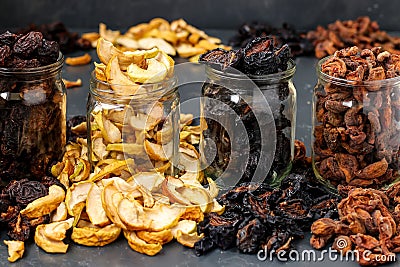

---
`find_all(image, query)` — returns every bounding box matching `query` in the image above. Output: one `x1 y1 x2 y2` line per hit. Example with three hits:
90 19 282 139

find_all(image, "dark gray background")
0 0 399 31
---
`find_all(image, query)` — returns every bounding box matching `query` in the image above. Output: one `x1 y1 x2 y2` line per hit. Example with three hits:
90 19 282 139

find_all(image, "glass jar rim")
317 55 400 87
0 52 64 75
90 71 178 100
204 59 296 82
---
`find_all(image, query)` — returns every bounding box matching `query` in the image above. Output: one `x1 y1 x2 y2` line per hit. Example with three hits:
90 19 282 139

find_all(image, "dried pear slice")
71 224 121 247
138 37 176 56
86 183 111 227
124 230 162 256
101 184 127 229
136 229 173 245
34 224 69 253
127 58 167 84
51 202 68 222
170 220 197 238
43 218 74 241
176 230 204 248
65 181 92 217
105 55 139 95
20 185 65 219
3 240 24 262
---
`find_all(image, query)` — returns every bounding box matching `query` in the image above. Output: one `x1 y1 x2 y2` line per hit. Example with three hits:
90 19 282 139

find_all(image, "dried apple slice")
136 229 173 245
117 197 149 231
154 51 175 77
176 43 206 58
65 181 92 217
92 137 109 160
43 218 74 241
3 240 24 263
71 224 121 247
34 224 69 253
105 55 139 95
123 47 159 59
116 36 139 49
51 202 68 222
127 58 167 84
124 230 162 256
106 143 144 155
99 23 120 43
176 185 212 207
176 230 204 248
170 220 197 238
138 37 176 56
103 118 122 143
162 178 190 205
210 199 225 215
86 183 111 227
89 159 133 182
144 140 173 161
101 184 127 229
131 172 164 192
20 185 65 219
143 202 185 231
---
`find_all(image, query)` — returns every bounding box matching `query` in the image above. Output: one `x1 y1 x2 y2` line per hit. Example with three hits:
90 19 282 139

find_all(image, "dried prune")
37 39 59 65
5 179 48 207
13 31 43 58
0 45 11 66
0 31 20 46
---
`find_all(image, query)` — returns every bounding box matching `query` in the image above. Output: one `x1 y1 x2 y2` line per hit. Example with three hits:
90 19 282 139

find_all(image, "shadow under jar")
87 73 180 176
200 60 296 187
312 57 400 190
0 53 66 183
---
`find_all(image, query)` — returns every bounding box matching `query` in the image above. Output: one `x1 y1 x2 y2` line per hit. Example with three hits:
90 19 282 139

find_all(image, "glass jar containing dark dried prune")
87 73 180 176
0 53 66 182
200 60 297 187
312 47 400 190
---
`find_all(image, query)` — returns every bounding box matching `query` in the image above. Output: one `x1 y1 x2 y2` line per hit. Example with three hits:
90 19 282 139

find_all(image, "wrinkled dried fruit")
71 224 121 247
4 240 24 262
65 53 91 66
124 230 162 256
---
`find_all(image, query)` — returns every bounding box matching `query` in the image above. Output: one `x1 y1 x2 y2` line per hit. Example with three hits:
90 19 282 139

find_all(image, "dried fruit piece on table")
5 179 48 207
124 230 162 256
71 224 121 247
62 78 82 89
3 240 24 262
65 53 92 66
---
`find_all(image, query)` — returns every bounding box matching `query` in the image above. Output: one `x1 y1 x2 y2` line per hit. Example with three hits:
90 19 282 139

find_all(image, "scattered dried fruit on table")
307 16 400 58
195 144 339 256
311 185 400 266
313 46 400 188
65 53 92 65
3 240 24 262
229 21 313 56
71 224 121 247
84 18 230 59
62 78 82 89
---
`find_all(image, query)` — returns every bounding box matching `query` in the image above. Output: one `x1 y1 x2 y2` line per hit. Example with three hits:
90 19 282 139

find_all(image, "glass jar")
312 56 400 190
200 60 297 187
87 73 179 176
0 53 66 182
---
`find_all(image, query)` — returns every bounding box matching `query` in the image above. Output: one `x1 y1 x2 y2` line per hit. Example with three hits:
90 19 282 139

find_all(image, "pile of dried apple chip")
82 18 230 62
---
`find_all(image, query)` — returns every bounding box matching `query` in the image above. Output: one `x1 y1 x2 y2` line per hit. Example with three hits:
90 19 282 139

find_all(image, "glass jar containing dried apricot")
312 46 400 190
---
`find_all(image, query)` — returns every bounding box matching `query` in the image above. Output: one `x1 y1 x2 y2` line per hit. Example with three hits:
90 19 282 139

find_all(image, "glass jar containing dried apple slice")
88 38 179 177
312 46 400 190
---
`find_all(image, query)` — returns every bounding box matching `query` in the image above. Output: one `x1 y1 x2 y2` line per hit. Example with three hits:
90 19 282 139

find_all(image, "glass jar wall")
312 56 400 190
0 53 66 182
200 60 297 187
87 73 179 176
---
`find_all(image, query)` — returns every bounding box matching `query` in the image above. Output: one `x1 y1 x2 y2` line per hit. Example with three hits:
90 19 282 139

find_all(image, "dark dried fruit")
0 45 11 66
0 31 20 47
5 179 48 207
13 31 43 58
195 149 339 256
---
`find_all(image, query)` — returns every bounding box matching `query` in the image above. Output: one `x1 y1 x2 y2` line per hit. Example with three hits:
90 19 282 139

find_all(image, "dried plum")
0 45 11 66
0 31 20 47
5 179 48 207
13 31 43 58
195 148 340 257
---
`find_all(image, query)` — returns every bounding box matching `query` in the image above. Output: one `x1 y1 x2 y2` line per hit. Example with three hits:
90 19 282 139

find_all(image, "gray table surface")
1 29 398 267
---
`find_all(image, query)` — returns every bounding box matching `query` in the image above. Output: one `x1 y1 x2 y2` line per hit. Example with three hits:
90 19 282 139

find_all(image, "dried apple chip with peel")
71 224 121 247
124 230 162 256
65 181 92 216
20 185 65 219
106 143 145 155
117 197 149 231
143 202 185 231
136 229 173 245
170 220 197 238
176 230 204 248
43 218 74 241
105 55 139 95
89 159 133 182
131 172 164 192
101 184 127 229
127 58 167 83
35 224 69 253
138 37 176 56
51 202 68 222
4 240 24 262
86 183 111 227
